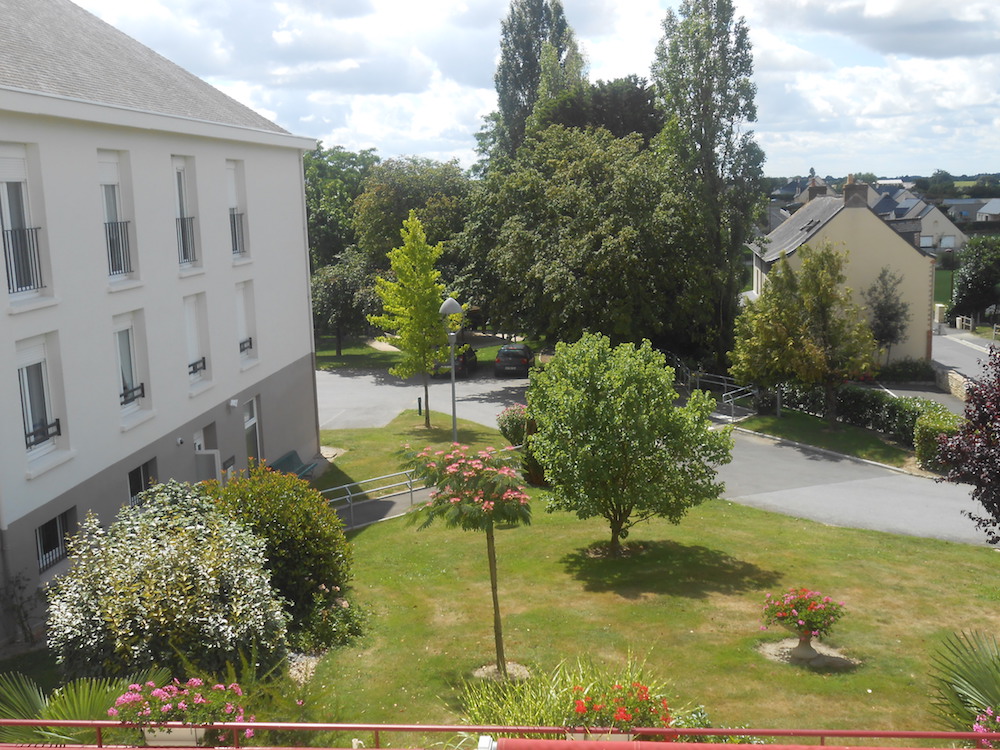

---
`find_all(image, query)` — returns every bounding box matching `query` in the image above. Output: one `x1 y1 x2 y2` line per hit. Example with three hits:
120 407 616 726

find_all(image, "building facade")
0 0 319 639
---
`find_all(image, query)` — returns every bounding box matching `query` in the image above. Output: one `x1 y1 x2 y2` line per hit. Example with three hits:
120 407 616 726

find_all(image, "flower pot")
566 731 634 741
790 633 819 661
143 727 206 747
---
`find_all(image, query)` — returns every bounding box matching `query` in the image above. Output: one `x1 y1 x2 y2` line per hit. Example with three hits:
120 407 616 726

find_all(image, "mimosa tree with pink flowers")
402 443 531 678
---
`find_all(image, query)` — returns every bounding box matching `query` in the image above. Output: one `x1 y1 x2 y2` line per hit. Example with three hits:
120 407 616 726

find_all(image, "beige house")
751 183 935 363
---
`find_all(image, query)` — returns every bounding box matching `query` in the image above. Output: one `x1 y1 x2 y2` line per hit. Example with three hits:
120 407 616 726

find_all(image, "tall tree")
938 347 1000 543
493 0 574 159
303 143 379 269
863 266 911 363
368 212 452 429
352 157 469 273
311 246 376 355
651 0 765 365
528 334 732 557
729 245 878 423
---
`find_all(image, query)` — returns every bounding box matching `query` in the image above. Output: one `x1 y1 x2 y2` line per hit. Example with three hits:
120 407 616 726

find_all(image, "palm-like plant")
930 631 1000 731
0 669 168 745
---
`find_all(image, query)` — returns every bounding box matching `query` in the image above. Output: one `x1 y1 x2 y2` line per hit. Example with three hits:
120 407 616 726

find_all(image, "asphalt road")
932 328 994 380
316 364 988 546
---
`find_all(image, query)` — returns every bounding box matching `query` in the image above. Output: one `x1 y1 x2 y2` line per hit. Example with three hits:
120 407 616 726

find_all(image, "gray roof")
0 0 287 134
979 198 1000 216
755 195 843 263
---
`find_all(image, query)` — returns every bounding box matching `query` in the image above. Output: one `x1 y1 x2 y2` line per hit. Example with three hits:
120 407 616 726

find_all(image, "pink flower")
107 708 119 717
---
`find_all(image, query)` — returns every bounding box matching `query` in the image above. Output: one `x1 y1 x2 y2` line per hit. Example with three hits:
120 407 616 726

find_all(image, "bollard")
417 397 422 416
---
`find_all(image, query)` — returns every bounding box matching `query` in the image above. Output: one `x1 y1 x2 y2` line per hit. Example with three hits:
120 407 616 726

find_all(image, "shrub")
914 407 963 471
497 403 527 446
930 631 1000 732
47 481 288 679
205 464 353 626
878 357 937 382
293 586 370 654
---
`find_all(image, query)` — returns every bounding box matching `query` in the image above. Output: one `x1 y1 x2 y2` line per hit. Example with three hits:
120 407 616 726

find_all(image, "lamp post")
439 296 463 443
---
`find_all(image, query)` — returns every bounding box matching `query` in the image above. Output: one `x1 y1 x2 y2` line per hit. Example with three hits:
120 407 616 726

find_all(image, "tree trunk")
335 323 343 357
823 382 838 425
485 522 507 678
422 373 431 429
609 518 624 557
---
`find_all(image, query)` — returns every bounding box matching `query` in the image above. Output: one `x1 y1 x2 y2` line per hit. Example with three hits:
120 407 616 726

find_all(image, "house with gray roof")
0 0 320 641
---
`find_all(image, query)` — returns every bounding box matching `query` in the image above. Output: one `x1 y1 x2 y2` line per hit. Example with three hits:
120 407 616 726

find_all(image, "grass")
934 268 954 305
315 336 402 371
739 409 913 468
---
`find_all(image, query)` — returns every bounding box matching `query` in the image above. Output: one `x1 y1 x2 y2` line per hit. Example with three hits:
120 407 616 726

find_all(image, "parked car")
432 345 478 378
494 343 534 377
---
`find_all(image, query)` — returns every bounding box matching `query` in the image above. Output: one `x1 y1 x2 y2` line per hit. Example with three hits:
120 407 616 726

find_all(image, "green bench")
270 450 317 479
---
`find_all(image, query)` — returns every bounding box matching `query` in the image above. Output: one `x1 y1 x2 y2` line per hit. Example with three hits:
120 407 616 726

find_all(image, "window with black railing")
188 356 207 376
176 216 196 264
120 382 145 406
230 208 246 256
105 220 132 276
36 510 71 572
3 226 44 293
25 417 60 450
239 337 253 354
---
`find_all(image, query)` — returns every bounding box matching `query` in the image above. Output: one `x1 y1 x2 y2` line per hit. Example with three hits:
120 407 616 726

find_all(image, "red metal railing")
1 718 998 750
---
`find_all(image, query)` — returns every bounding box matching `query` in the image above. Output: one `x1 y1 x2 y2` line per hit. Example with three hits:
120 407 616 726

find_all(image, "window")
36 509 72 571
1 143 43 294
115 326 144 409
127 459 156 506
173 156 197 265
183 293 209 384
17 338 60 453
941 235 956 249
99 151 133 277
920 235 934 248
236 280 257 361
227 160 248 256
244 398 260 462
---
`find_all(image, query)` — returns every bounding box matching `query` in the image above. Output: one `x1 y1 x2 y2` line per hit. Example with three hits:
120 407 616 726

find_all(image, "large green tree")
311 246 377 355
528 333 732 556
466 125 715 351
368 212 454 429
863 266 910 362
303 143 379 269
729 245 878 423
352 156 469 273
952 236 1000 322
651 0 765 365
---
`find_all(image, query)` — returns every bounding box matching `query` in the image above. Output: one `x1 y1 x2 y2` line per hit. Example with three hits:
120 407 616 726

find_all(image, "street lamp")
439 296 463 443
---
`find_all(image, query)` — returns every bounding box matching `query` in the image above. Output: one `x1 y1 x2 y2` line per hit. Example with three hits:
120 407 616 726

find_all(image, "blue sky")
73 0 1000 178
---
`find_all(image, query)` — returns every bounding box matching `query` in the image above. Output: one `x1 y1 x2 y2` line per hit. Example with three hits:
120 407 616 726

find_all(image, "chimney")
843 173 868 207
807 177 827 201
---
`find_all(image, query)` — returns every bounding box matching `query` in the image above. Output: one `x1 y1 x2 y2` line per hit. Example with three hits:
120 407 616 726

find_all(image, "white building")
0 0 319 639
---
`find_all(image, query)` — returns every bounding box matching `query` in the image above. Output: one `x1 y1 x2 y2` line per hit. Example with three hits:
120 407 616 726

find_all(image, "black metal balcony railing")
38 542 67 572
230 209 246 256
120 382 145 406
176 216 196 264
25 417 60 449
105 220 132 277
188 357 207 376
239 336 253 354
3 226 43 293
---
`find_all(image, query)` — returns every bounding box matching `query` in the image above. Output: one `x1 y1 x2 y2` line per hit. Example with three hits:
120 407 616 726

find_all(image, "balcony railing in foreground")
1 718 997 750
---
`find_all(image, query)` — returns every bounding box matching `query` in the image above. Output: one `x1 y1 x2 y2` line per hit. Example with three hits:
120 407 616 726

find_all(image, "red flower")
574 700 588 714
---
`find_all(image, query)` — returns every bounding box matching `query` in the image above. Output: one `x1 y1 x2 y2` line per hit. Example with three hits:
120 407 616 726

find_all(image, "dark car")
432 345 478 378
494 343 534 377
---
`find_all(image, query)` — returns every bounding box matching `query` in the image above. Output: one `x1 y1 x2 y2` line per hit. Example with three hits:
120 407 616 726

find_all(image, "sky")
72 0 1000 179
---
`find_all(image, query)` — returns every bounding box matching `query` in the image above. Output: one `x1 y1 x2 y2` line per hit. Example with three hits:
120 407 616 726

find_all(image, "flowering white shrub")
47 480 288 678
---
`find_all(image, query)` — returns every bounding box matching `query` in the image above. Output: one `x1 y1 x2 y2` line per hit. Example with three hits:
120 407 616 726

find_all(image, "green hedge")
914 408 964 471
777 383 949 449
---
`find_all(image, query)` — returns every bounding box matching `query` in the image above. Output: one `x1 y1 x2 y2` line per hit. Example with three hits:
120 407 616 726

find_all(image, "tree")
863 266 911 362
492 0 574 159
311 246 376 354
952 236 1000 322
352 156 469 273
937 347 1000 543
473 125 715 350
528 333 732 556
303 143 379 269
729 245 878 423
46 481 288 678
403 444 531 678
651 0 765 365
368 212 453 429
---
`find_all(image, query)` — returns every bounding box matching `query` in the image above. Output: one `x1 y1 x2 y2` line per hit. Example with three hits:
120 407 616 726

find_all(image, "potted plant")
108 678 254 746
566 681 672 740
761 587 846 660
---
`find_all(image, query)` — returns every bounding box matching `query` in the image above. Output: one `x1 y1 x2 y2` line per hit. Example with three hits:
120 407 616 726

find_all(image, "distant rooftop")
0 0 288 134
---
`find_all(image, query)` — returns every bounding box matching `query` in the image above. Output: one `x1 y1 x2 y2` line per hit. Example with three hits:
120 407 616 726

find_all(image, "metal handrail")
322 470 421 528
1 717 998 749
